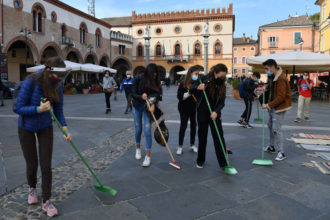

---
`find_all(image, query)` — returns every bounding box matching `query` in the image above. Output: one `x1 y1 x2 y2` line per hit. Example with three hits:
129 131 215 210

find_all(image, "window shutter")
275 37 278 42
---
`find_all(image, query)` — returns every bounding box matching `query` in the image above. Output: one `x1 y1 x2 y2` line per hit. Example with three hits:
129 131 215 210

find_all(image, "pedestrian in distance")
120 70 134 114
237 72 261 128
15 56 72 217
0 79 4 106
132 63 162 167
262 59 292 161
190 64 229 170
176 65 200 155
294 71 313 122
102 70 117 114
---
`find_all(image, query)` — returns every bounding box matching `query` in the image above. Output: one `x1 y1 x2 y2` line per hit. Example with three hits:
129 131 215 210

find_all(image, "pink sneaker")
28 188 38 205
42 200 58 217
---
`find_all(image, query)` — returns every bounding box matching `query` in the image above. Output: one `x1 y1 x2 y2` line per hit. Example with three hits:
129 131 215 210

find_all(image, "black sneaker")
0 103 4 107
304 117 310 121
264 145 276 154
294 118 301 123
244 123 253 129
275 152 286 161
237 119 243 125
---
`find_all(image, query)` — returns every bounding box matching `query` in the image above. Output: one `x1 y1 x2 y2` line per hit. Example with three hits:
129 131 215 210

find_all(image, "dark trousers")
179 110 196 146
18 126 53 200
125 92 133 111
241 97 253 123
105 92 112 109
197 117 227 168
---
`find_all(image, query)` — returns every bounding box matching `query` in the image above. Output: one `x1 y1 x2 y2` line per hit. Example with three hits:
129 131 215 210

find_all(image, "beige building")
0 0 132 82
233 34 258 77
104 4 235 82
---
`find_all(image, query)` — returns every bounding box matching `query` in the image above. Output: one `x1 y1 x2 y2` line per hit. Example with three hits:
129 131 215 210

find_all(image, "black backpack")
12 79 36 114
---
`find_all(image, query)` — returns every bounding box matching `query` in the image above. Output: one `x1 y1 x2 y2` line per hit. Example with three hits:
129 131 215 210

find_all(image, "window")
155 28 162 35
242 57 246 64
242 48 246 51
323 4 326 21
51 11 57 23
214 24 222 32
156 45 161 57
79 23 88 44
251 47 255 51
137 45 143 57
270 51 276 54
194 25 202 33
233 57 238 64
175 44 181 56
61 24 67 44
294 32 302 45
215 43 221 55
96 33 100 47
233 69 237 74
137 29 143 36
119 45 125 55
321 35 325 52
195 43 201 55
242 68 246 75
234 47 237 51
268 36 278 47
13 0 23 11
174 26 182 34
32 4 44 33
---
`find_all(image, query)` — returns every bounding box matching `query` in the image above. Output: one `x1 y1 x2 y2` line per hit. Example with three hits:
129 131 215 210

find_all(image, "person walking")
190 64 229 170
102 70 117 114
132 63 162 167
237 72 261 128
120 70 134 114
295 71 313 122
0 79 4 106
262 59 292 161
176 65 199 155
15 56 72 217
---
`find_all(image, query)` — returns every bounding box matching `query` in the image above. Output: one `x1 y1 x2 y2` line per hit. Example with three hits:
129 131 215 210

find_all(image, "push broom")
199 79 237 175
252 92 273 166
253 100 263 123
145 100 181 169
41 98 117 196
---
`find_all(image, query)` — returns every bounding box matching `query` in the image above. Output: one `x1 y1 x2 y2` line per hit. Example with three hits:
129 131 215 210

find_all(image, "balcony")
165 55 190 63
268 42 278 48
61 36 75 48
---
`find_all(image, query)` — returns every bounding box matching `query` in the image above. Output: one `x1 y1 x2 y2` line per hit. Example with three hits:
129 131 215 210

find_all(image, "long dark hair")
144 63 160 91
184 65 201 89
208 63 227 100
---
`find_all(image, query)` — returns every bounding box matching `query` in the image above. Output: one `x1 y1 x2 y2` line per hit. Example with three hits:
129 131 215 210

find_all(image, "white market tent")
26 61 117 73
177 70 205 75
247 51 330 73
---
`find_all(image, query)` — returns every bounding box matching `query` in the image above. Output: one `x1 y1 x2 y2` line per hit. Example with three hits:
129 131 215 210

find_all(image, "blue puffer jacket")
16 76 67 132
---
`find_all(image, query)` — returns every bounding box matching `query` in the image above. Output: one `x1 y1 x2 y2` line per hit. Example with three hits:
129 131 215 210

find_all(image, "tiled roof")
102 16 132 27
260 15 317 28
233 37 257 45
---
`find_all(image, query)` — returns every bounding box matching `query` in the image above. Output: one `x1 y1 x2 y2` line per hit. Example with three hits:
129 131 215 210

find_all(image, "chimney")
243 33 246 42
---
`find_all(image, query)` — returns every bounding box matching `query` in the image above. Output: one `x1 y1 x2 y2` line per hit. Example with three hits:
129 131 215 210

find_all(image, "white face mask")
303 76 308 80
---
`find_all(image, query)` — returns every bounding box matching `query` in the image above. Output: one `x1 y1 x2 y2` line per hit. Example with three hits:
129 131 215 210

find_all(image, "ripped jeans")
132 103 152 150
268 109 286 153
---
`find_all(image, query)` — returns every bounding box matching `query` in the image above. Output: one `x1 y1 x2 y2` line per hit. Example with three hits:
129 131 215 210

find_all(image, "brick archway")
112 56 132 69
40 42 63 59
5 36 40 63
65 48 83 63
84 52 98 64
99 53 110 67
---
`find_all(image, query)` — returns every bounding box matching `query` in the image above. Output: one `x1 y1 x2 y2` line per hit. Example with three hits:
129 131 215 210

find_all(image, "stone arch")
31 2 46 17
99 54 110 67
5 36 40 63
40 42 63 62
65 48 83 63
133 66 146 76
112 57 131 80
170 65 185 84
84 52 98 64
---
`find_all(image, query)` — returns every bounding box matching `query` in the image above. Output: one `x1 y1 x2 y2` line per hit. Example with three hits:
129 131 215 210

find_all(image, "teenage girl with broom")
176 65 200 155
132 63 161 167
190 64 229 170
15 56 72 217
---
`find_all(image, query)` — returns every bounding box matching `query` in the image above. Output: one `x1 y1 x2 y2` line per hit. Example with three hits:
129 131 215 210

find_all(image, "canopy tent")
247 51 330 73
177 70 205 75
26 61 117 73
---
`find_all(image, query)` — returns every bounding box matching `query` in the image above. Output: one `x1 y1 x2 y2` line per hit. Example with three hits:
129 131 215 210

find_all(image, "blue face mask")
192 75 198 81
105 74 109 78
266 71 273 76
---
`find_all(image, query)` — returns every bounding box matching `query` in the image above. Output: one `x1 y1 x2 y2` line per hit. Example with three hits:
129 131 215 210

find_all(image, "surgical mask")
266 71 273 76
254 78 259 82
127 75 131 78
303 76 308 80
192 75 198 81
105 74 109 78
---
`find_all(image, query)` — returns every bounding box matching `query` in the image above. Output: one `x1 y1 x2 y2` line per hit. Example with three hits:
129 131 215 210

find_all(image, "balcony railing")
268 42 278 48
165 55 190 62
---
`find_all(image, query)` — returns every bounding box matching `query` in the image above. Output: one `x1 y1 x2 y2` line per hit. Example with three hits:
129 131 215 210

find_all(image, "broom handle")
41 98 103 186
199 79 230 166
145 100 175 162
261 91 265 159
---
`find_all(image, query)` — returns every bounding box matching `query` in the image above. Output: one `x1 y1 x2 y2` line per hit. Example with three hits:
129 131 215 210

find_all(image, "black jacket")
177 83 197 113
244 78 258 101
190 74 226 120
0 80 3 91
132 74 161 108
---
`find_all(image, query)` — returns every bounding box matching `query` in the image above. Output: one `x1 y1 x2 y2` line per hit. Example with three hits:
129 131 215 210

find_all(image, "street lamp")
20 28 32 78
144 25 151 66
202 21 210 74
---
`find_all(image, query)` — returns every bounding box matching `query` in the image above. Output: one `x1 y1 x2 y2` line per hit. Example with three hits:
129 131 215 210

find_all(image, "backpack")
12 79 36 114
239 79 247 98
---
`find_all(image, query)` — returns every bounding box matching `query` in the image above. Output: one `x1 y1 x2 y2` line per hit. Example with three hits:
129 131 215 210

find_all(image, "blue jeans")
132 103 152 150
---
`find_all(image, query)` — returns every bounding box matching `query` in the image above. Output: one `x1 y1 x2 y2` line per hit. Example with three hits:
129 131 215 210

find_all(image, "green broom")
252 92 273 166
199 79 238 175
41 98 117 196
253 100 263 123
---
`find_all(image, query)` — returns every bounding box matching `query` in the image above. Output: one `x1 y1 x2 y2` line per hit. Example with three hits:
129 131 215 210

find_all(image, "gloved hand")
183 92 190 100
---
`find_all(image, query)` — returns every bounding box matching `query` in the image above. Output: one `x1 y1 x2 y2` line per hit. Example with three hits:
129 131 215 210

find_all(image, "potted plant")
231 79 242 100
64 83 74 95
82 81 90 95
71 87 78 95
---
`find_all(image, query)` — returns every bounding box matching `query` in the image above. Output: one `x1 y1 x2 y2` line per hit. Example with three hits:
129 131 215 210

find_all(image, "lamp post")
202 21 210 74
20 28 32 79
144 25 151 66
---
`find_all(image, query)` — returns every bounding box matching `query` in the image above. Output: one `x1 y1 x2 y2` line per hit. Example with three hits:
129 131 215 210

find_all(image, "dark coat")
132 74 161 108
177 83 197 113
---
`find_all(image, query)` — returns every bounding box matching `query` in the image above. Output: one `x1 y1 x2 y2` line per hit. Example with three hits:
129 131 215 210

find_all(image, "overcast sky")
65 0 320 38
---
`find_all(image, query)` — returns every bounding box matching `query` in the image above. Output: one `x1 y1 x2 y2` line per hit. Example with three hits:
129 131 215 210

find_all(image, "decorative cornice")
131 4 233 24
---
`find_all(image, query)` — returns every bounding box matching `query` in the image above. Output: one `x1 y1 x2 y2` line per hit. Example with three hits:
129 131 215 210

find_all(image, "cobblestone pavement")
0 126 135 220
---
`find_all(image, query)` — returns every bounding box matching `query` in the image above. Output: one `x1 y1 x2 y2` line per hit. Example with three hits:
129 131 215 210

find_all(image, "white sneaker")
196 164 203 169
275 152 286 161
135 148 142 160
142 156 151 167
190 145 198 153
176 147 183 155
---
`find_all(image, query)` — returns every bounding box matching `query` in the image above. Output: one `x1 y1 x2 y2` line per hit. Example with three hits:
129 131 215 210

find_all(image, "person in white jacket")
102 70 117 114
